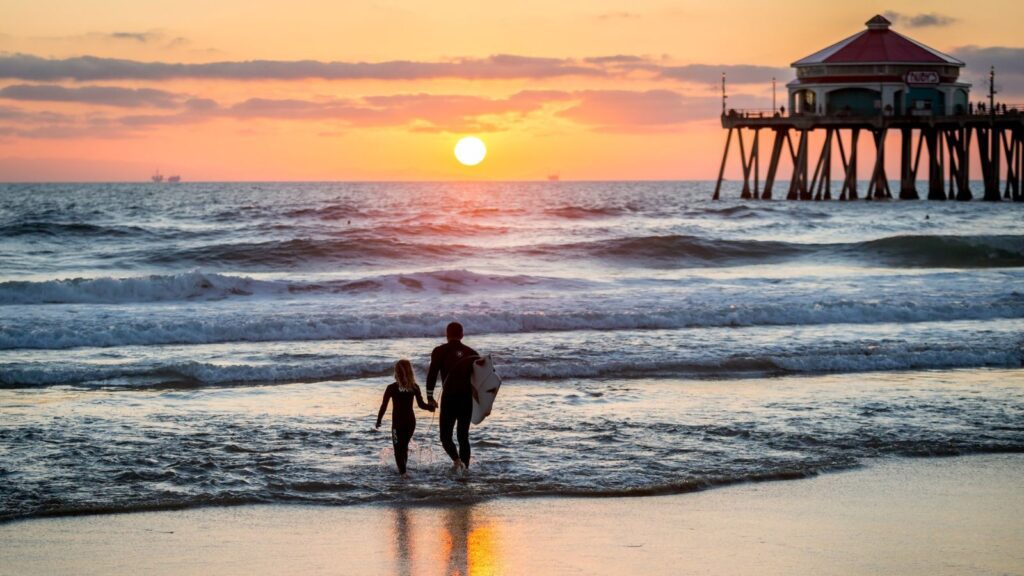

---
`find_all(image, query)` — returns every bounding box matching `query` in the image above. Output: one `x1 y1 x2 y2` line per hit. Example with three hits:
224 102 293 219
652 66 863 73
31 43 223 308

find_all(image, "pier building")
714 15 1023 201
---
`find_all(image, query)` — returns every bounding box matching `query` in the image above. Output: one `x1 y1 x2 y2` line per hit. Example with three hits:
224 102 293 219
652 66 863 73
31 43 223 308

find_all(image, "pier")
713 15 1024 201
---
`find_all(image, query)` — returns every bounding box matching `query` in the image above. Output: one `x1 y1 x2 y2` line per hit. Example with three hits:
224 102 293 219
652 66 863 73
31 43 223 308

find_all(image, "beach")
2 454 1021 576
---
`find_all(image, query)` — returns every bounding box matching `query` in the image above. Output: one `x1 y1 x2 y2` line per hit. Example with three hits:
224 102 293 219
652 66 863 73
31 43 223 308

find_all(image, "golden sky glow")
0 0 1022 181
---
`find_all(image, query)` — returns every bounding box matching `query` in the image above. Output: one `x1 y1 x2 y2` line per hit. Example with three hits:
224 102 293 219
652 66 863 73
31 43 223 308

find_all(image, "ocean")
1 181 1023 522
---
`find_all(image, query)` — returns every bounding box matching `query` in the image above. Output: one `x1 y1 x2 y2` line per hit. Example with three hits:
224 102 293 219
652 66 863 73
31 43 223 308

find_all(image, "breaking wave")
0 270 589 305
4 292 1024 349
544 233 1024 267
3 336 1021 388
851 234 1024 267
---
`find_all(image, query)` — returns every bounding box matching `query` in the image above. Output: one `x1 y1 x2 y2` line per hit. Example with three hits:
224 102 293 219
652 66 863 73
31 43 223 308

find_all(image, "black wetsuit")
376 382 431 474
426 341 479 467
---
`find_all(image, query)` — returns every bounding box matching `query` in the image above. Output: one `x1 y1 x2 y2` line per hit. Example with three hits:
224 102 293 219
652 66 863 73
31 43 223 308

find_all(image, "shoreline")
2 454 1022 575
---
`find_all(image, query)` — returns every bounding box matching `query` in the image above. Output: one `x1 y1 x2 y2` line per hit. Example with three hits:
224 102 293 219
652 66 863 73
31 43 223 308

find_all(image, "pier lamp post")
721 72 727 116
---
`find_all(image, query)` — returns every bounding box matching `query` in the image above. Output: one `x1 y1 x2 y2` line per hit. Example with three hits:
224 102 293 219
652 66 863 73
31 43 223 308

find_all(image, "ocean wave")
7 223 1023 271
535 233 1024 268
552 234 800 263
0 270 589 305
0 272 262 305
141 237 474 267
684 205 761 218
4 293 1024 350
0 221 156 238
851 235 1024 267
284 204 367 221
3 326 1021 387
544 205 632 219
0 360 392 388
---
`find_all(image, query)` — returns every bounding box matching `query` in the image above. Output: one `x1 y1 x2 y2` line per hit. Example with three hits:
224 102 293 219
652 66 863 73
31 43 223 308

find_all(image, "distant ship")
547 174 560 182
150 171 182 183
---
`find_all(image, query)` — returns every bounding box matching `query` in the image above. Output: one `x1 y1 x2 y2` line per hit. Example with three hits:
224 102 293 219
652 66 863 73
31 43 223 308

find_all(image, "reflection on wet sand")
391 505 499 576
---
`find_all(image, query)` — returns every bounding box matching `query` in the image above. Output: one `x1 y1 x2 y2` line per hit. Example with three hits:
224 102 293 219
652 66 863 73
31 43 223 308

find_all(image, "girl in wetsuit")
376 359 434 477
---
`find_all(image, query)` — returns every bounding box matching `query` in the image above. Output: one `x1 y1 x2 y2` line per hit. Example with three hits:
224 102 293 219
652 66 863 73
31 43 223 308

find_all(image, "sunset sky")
1 0 1022 181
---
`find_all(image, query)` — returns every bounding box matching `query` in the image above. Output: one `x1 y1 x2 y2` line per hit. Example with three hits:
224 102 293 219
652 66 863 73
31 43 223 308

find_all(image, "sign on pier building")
788 15 969 117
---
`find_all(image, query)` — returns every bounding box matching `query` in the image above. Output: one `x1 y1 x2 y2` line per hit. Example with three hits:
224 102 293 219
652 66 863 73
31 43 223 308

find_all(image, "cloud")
0 105 113 139
143 89 716 133
0 104 74 123
108 32 160 43
883 11 957 28
558 90 718 131
0 52 797 91
4 87 723 139
950 46 1024 97
0 84 182 108
660 64 791 85
112 90 575 133
952 46 1024 76
0 53 605 82
583 55 651 65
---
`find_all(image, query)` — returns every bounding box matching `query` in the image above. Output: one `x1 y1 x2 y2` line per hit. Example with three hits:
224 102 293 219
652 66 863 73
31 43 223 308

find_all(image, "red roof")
793 15 964 67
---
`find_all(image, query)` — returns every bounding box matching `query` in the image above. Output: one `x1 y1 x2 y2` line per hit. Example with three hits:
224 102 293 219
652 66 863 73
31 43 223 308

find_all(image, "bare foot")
450 460 465 474
400 472 410 480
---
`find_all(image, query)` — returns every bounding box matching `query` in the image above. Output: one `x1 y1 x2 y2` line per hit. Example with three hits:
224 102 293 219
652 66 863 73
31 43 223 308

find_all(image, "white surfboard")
470 355 501 425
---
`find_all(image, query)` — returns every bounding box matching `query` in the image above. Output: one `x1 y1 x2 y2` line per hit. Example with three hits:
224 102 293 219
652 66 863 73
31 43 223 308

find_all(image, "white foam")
3 320 1020 387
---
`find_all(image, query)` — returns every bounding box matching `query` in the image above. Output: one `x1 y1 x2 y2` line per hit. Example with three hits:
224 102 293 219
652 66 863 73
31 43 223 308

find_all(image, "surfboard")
470 355 501 425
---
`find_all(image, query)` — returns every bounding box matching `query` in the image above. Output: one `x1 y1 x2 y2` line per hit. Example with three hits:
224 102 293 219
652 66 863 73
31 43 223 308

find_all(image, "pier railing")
724 104 1023 121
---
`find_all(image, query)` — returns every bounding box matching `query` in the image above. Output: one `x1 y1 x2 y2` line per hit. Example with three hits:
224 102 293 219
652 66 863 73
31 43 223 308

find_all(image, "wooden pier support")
712 127 732 201
866 128 892 199
839 128 859 200
762 129 786 200
714 115 1024 202
944 127 972 201
811 128 833 200
978 125 1002 201
1017 127 1024 202
923 128 945 200
737 128 761 199
1003 129 1019 200
899 128 918 199
787 130 810 200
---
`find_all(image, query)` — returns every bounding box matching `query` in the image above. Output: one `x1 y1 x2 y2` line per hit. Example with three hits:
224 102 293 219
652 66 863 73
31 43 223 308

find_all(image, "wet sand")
2 454 1022 576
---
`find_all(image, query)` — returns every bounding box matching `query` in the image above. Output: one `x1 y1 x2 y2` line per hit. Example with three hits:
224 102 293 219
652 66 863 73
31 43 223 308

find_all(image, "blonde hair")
394 359 418 392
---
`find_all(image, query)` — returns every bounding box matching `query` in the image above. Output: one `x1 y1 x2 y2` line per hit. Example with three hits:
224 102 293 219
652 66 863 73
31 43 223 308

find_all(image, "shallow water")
2 370 1023 521
1 181 1023 521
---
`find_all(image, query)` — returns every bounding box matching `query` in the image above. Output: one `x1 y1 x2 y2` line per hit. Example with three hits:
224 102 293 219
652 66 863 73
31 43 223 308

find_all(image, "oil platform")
714 15 1023 201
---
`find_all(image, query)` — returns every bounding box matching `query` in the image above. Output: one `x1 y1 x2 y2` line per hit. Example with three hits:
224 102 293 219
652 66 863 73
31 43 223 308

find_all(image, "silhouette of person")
426 322 479 472
376 359 434 477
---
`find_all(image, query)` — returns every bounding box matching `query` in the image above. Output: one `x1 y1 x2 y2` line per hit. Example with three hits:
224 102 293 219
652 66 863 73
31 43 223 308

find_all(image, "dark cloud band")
0 53 604 82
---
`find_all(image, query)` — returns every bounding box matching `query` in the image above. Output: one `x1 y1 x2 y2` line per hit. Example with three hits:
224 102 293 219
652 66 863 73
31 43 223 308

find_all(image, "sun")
454 136 487 166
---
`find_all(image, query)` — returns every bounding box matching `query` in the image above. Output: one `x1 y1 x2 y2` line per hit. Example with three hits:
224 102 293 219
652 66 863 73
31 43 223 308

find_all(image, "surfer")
426 322 479 472
376 359 435 478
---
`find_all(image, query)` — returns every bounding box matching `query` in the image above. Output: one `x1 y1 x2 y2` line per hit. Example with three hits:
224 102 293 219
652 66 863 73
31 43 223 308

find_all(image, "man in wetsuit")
426 322 479 471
